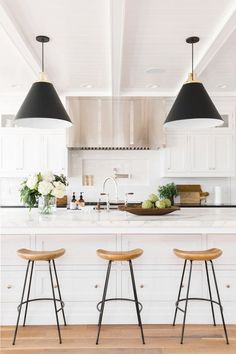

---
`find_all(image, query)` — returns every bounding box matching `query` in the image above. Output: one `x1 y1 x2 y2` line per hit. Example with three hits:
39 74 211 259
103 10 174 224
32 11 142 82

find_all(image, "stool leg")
48 260 62 344
12 260 31 345
210 260 229 344
23 261 34 326
52 260 67 326
205 261 216 326
173 259 187 326
96 260 112 345
180 260 193 344
129 260 145 344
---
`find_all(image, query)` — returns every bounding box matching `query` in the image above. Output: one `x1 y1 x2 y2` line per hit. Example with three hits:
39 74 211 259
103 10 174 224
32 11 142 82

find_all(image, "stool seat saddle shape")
173 248 222 261
173 247 229 345
96 248 145 345
96 248 143 261
17 248 65 261
12 248 66 346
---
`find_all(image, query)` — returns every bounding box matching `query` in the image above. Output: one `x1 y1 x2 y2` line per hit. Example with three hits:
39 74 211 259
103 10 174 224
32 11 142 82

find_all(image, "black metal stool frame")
173 259 229 344
96 259 145 344
12 259 66 345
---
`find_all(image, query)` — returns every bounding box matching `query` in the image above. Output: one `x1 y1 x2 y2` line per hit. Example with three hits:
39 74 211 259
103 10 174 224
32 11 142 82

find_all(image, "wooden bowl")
118 205 180 215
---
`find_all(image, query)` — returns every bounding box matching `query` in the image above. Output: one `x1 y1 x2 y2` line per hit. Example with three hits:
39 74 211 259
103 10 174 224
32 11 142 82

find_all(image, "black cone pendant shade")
14 36 72 129
164 37 223 129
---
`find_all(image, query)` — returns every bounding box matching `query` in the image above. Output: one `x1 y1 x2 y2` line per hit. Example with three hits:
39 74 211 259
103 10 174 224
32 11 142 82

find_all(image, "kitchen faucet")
102 176 118 203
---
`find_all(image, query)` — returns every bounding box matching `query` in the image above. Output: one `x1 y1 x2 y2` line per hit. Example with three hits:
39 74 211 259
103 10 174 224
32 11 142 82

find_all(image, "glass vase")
38 195 56 215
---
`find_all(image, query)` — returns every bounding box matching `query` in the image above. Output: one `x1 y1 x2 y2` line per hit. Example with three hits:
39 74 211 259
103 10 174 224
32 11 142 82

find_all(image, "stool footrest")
96 298 143 313
56 307 64 313
176 306 185 313
176 297 223 310
17 298 65 311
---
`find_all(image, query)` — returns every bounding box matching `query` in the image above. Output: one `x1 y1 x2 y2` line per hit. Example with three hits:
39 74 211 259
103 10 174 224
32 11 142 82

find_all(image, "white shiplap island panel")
1 208 236 325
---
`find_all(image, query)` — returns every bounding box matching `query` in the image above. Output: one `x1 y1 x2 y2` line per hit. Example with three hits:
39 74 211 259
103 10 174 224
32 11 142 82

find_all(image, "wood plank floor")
1 324 236 354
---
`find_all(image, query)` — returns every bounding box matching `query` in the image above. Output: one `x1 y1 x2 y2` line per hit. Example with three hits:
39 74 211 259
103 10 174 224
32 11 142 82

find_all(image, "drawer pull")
7 284 12 289
226 284 231 288
94 284 99 288
53 284 58 288
181 284 184 288
140 284 144 288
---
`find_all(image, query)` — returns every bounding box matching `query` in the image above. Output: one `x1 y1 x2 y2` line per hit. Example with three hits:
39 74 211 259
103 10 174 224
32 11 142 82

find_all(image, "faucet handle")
125 192 134 206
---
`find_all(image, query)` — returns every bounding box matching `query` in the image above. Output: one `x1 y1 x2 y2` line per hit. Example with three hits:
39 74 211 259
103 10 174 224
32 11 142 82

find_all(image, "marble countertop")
1 207 236 235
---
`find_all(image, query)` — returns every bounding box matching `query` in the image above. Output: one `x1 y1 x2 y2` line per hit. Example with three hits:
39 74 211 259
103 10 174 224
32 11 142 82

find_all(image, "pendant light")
164 36 223 129
14 35 72 128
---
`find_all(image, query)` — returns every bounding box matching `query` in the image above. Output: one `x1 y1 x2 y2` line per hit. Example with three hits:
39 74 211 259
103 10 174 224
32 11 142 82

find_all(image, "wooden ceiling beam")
0 2 42 78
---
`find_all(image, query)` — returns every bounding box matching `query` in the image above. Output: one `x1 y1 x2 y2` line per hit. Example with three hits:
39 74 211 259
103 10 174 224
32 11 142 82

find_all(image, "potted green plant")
158 183 178 206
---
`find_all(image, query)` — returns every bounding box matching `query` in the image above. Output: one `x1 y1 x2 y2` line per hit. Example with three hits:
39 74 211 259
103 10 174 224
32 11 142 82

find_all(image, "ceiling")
0 0 236 96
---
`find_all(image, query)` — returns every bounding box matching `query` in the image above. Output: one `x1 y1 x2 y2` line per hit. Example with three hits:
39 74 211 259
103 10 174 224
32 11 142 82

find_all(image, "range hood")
66 97 166 149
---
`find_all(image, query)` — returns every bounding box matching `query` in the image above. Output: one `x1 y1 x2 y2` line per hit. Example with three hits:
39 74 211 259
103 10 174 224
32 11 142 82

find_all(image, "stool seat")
17 248 65 261
96 248 143 261
173 248 222 261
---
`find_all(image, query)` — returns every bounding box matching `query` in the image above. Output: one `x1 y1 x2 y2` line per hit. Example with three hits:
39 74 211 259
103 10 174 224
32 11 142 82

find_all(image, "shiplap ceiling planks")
0 0 236 95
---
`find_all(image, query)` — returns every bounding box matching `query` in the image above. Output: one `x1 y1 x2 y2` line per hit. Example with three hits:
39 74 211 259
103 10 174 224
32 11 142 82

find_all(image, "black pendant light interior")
164 36 224 129
14 35 72 129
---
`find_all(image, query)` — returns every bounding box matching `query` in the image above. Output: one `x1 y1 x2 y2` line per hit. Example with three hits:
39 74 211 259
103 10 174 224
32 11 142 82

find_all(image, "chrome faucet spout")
102 177 118 203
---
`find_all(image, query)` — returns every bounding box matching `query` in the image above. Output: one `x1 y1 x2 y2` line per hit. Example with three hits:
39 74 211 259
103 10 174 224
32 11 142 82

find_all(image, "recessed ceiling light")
145 67 165 74
217 84 227 89
11 84 21 88
80 84 93 89
145 84 159 89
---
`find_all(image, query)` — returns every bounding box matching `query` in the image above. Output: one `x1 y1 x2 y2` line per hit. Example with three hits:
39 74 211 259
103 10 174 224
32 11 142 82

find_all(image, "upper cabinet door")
23 134 43 174
161 134 188 176
0 133 23 175
210 135 235 175
44 133 66 175
190 134 210 172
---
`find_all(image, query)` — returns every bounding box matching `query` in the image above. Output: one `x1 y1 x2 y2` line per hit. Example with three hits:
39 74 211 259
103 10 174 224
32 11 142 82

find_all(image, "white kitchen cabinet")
0 129 66 177
211 135 234 175
162 134 189 175
162 133 235 177
162 99 235 177
190 134 210 172
0 131 43 177
190 134 234 176
121 269 202 302
43 133 66 175
2 231 236 325
0 133 23 175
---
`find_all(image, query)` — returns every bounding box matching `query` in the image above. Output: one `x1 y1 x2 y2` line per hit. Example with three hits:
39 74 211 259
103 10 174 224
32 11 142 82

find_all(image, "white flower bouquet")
20 172 68 212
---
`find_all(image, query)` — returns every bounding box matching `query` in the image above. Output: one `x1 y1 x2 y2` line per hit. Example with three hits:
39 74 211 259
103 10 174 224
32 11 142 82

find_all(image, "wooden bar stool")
12 248 66 345
96 248 145 345
173 247 229 344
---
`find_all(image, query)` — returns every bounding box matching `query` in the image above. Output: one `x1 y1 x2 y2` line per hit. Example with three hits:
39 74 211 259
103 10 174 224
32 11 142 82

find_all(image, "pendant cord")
42 41 44 73
191 42 194 80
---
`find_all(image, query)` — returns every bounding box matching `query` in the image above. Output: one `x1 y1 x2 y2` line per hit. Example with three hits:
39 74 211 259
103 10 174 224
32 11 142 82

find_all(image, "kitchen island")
1 207 236 325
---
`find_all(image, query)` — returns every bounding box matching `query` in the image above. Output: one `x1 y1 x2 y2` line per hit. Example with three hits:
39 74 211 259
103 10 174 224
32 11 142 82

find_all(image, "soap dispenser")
77 192 85 207
70 192 77 210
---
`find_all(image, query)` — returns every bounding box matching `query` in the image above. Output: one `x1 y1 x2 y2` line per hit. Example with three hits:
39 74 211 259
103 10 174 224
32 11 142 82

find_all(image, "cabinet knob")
226 284 231 288
7 284 12 289
140 284 144 288
181 284 184 288
94 284 99 288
